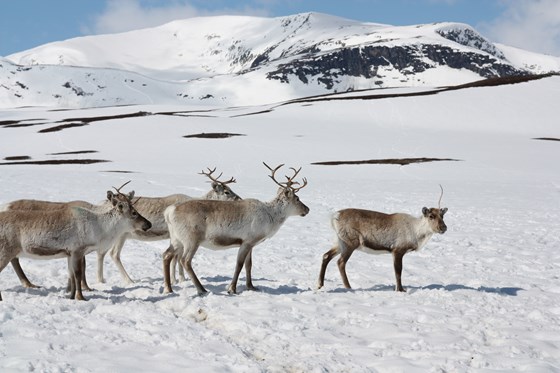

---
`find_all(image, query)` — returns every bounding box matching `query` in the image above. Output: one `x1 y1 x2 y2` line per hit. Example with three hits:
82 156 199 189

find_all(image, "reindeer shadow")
419 284 524 296
324 283 523 296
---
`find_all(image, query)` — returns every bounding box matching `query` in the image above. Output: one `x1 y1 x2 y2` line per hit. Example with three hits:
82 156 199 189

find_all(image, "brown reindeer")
318 187 448 292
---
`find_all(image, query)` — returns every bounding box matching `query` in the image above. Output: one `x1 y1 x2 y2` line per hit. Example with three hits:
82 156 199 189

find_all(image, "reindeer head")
422 185 448 234
199 167 242 201
107 181 152 232
264 162 310 217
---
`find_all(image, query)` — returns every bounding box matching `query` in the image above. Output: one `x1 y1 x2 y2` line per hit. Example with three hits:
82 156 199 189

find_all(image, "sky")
1 0 559 57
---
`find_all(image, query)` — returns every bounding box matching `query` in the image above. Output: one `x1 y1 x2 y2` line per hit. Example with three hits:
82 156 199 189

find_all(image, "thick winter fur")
163 186 309 295
99 182 242 284
0 193 151 301
318 206 447 292
0 198 115 288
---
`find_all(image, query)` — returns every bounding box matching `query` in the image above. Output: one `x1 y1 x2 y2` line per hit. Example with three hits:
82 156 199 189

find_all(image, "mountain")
3 12 560 108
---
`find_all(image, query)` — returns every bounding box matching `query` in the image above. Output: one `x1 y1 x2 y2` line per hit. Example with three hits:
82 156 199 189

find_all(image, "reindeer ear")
441 207 448 216
107 191 114 201
422 207 429 217
128 191 135 200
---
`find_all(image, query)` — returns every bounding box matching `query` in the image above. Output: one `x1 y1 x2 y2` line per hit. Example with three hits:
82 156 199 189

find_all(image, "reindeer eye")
132 211 137 217
429 214 435 220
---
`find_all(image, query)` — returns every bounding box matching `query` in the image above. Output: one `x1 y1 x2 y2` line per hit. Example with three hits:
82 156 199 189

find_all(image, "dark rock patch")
312 157 461 166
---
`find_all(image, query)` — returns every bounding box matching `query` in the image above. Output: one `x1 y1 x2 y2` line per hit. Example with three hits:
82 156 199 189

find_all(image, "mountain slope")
3 12 560 108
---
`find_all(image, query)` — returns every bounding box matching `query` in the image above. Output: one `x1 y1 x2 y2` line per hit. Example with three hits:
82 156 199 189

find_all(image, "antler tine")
263 162 285 188
199 167 220 182
113 180 132 194
132 196 142 206
221 177 237 185
438 184 444 209
291 177 308 193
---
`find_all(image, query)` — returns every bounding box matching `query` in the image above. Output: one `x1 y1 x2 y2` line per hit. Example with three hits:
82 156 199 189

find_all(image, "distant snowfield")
0 78 559 372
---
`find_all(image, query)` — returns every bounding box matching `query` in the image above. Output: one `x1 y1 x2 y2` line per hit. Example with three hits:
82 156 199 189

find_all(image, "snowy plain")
0 76 559 372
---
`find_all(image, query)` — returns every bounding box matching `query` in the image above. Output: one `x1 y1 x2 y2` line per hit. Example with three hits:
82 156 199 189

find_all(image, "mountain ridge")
2 12 559 108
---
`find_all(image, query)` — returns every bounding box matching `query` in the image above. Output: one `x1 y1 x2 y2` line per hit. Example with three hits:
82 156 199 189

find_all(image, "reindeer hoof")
246 285 259 292
163 287 174 294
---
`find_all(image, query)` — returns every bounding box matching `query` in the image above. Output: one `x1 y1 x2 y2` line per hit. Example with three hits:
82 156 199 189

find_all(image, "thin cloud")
480 0 560 56
85 0 270 35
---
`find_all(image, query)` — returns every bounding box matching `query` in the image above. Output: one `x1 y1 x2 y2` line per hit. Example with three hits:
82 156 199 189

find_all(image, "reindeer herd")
0 163 448 301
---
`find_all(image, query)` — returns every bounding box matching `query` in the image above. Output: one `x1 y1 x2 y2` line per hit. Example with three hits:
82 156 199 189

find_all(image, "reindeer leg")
182 243 207 296
318 246 340 289
110 236 134 285
337 242 356 289
66 257 76 297
170 255 177 284
228 243 253 295
176 254 187 283
70 253 86 301
11 258 40 288
97 250 107 284
244 248 258 291
162 245 176 293
393 251 406 292
80 256 93 291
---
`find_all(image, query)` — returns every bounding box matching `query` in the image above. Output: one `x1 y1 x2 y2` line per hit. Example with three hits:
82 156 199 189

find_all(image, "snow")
3 12 559 110
1 76 559 371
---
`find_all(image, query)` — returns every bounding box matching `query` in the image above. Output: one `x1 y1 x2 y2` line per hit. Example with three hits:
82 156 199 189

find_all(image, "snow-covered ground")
0 77 559 372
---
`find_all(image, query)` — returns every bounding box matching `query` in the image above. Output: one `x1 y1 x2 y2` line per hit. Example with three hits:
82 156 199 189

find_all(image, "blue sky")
1 0 559 57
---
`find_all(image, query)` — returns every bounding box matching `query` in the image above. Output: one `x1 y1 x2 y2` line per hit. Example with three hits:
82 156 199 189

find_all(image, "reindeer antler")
263 162 286 188
263 162 308 193
199 167 237 185
113 180 132 194
438 184 444 209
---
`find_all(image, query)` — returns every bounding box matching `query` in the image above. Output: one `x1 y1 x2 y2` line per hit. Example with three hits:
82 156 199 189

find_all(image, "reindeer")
318 187 448 292
0 186 151 301
163 163 309 295
98 168 242 284
0 195 128 291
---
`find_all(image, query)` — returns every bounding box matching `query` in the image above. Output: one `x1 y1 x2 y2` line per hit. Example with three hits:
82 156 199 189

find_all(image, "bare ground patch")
533 137 560 142
48 150 98 155
183 133 246 139
3 155 32 161
0 159 110 166
312 157 462 166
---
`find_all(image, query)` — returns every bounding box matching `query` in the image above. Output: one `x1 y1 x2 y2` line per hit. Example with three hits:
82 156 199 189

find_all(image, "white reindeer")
98 168 242 284
0 187 151 301
318 188 448 292
163 163 309 295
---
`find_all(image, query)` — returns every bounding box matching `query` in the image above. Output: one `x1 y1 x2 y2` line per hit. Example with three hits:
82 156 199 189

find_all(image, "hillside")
2 12 560 108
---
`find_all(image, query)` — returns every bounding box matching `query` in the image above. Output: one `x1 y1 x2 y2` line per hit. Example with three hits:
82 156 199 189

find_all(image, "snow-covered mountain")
3 12 560 108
